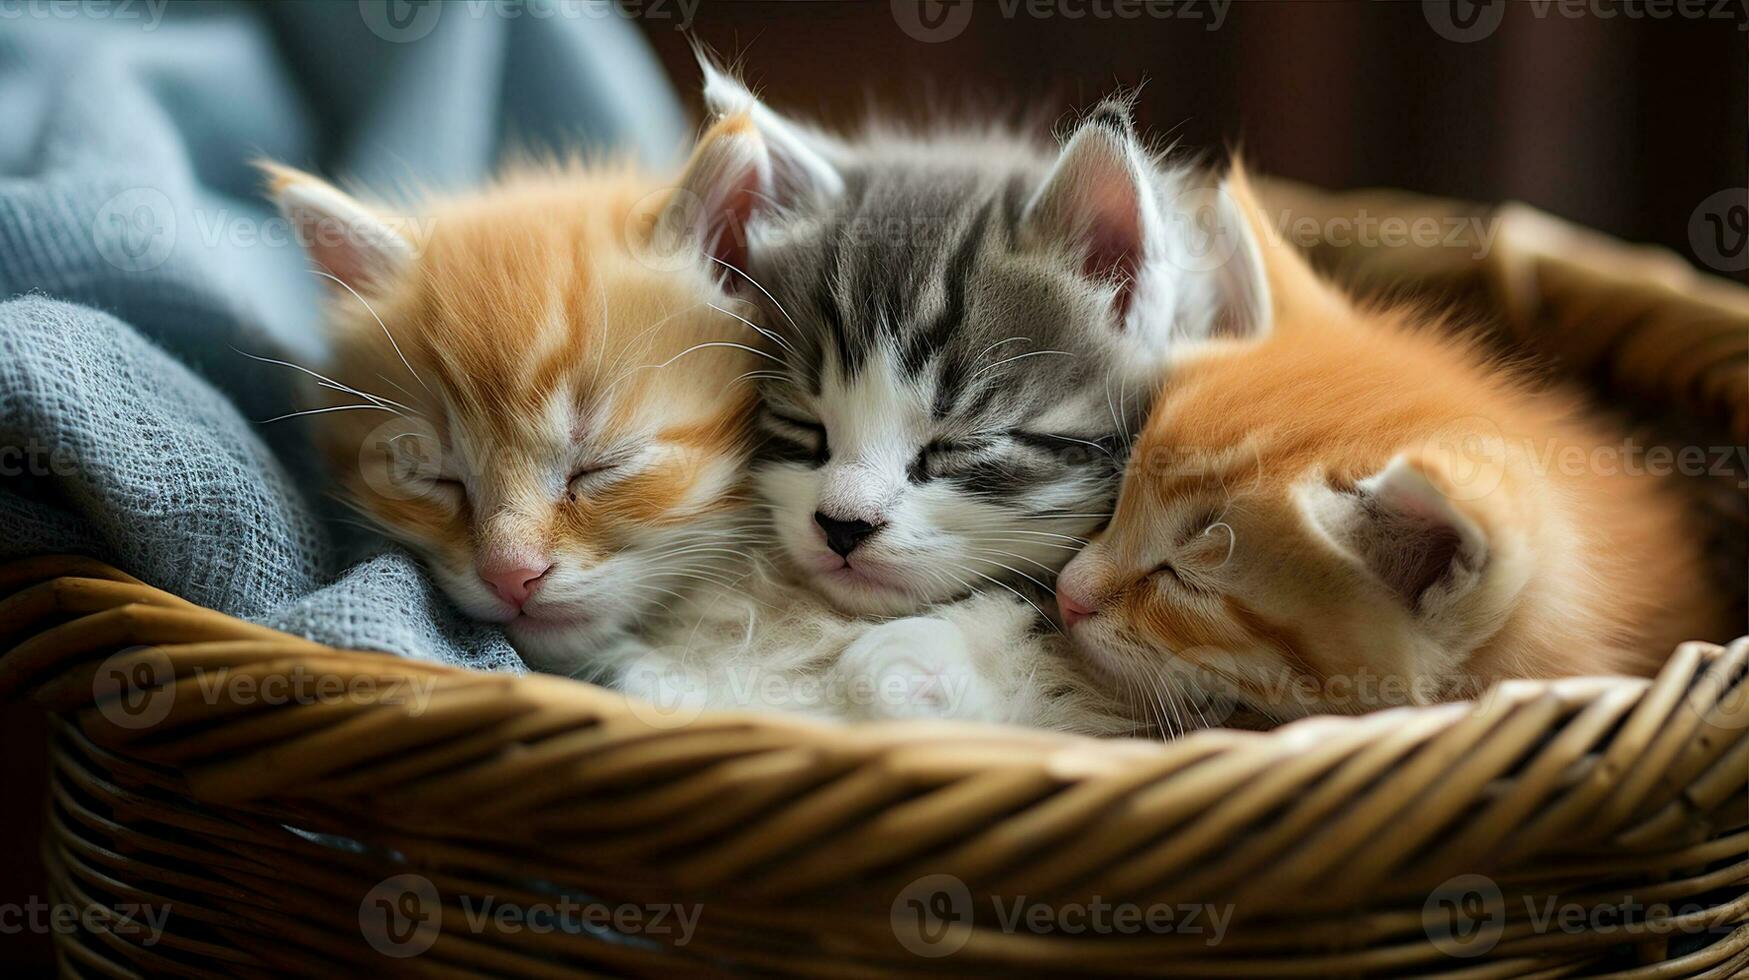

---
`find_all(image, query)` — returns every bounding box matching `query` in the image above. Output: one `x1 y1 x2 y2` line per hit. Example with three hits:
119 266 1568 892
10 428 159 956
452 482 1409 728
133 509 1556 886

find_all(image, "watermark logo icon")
359 417 446 502
1423 0 1507 42
619 656 712 730
1424 873 1506 957
1689 188 1749 274
94 187 175 272
92 647 175 730
626 186 704 275
1162 185 1245 275
893 0 974 42
360 0 444 43
1414 414 1507 502
891 873 974 957
360 874 441 958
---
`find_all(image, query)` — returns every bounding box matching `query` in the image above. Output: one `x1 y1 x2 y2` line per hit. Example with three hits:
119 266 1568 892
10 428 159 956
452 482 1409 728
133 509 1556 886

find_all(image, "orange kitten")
1058 171 1733 721
262 117 771 667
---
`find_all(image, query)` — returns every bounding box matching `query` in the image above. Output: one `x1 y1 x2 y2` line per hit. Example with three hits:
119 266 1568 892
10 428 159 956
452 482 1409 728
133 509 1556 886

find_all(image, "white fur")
613 559 1139 734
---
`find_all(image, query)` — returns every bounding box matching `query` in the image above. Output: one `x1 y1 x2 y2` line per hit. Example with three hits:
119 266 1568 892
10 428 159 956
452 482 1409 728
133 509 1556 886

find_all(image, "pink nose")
1059 591 1095 629
479 560 551 609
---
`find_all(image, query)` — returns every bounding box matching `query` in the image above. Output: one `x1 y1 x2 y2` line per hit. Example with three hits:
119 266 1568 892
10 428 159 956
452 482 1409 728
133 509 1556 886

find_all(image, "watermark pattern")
893 0 1230 43
92 645 439 732
90 186 438 275
1132 435 1749 492
0 898 170 945
359 874 701 958
617 653 989 730
1423 0 1749 42
358 0 697 43
360 874 442 958
1424 874 1507 957
93 187 175 272
1424 874 1740 957
891 873 1233 956
0 439 79 477
1690 188 1749 274
0 0 167 29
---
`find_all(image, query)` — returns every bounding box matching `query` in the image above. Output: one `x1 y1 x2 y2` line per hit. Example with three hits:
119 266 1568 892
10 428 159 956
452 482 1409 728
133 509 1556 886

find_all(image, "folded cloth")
0 2 687 671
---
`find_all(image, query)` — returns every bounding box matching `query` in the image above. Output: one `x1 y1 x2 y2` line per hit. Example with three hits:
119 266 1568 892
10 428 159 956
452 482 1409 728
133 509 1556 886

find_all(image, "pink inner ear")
1054 139 1146 319
1081 200 1143 317
704 165 761 282
288 203 393 292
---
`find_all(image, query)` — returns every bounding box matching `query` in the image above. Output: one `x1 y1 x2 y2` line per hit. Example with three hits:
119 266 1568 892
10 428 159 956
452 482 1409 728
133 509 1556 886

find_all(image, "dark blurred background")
640 0 1747 282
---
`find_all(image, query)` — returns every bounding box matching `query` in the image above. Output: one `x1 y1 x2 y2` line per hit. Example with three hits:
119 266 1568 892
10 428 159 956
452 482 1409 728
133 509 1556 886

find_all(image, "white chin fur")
506 616 626 672
799 564 945 617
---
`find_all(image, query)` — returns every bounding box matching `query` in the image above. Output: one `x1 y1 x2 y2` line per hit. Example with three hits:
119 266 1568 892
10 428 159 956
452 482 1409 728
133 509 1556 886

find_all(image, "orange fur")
1061 171 1733 718
264 122 769 659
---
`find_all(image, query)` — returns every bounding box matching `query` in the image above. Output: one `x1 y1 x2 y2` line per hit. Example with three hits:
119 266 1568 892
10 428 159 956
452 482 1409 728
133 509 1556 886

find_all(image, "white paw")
833 617 999 721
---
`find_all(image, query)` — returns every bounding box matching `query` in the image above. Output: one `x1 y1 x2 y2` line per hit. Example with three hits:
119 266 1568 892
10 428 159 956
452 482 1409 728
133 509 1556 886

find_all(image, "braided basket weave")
3 184 1746 977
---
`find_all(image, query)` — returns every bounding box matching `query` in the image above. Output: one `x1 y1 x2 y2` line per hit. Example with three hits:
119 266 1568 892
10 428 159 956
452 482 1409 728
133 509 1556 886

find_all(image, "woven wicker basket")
3 183 1746 978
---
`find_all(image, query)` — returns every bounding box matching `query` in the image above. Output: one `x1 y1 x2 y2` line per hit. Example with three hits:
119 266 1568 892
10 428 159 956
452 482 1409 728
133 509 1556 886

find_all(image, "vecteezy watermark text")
0 898 170 945
1425 874 1736 958
94 647 440 732
1425 0 1749 43
890 874 1232 958
359 874 700 959
893 0 1229 43
359 0 697 43
0 0 167 29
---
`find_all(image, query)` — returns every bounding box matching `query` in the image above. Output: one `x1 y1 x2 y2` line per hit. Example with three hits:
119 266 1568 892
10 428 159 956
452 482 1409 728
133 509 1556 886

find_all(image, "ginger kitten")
1058 171 1733 721
262 117 771 667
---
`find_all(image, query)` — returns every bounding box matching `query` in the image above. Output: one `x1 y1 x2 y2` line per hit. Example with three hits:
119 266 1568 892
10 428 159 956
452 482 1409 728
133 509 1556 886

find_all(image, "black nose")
815 512 880 558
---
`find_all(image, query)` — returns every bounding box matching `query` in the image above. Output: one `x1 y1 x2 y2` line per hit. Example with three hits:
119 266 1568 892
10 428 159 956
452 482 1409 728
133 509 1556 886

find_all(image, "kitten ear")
257 161 411 292
657 112 769 280
1021 100 1156 318
1299 454 1489 615
695 54 844 206
1186 172 1273 343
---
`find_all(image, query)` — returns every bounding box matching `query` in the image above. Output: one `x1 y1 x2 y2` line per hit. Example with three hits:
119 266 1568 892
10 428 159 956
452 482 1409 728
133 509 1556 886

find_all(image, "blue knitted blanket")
0 2 685 670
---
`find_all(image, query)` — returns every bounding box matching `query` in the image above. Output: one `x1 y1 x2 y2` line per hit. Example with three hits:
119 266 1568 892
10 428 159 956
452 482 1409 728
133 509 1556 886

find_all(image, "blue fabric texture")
0 2 687 671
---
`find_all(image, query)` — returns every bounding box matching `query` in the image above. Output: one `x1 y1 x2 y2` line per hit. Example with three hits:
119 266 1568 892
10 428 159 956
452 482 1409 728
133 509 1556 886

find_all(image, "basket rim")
6 553 1749 977
0 553 1732 758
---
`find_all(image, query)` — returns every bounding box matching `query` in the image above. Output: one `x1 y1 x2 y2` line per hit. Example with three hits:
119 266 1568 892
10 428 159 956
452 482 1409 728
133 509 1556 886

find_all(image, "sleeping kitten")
1058 170 1735 722
608 70 1262 731
261 117 770 668
697 69 1262 619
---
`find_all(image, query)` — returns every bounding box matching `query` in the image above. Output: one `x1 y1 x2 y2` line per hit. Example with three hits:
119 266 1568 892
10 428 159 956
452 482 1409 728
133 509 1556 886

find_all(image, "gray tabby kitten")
613 67 1266 732
701 67 1266 619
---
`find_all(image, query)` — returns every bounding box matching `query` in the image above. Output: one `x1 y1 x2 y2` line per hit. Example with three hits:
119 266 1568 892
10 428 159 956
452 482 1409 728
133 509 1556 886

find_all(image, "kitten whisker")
968 528 1090 545
942 560 1061 636
965 536 1082 555
968 547 1058 578
968 348 1074 383
648 340 785 372
705 255 802 337
709 302 797 357
309 268 436 399
257 403 397 424
233 347 418 417
960 554 1057 599
970 336 1030 367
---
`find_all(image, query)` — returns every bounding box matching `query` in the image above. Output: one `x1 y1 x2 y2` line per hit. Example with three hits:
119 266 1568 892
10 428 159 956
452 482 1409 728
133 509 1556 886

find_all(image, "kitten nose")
1059 591 1095 629
479 559 551 609
814 512 881 558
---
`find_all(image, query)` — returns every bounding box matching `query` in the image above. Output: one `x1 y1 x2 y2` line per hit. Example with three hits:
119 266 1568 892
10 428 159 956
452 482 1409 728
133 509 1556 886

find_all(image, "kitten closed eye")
765 409 828 464
566 461 621 497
